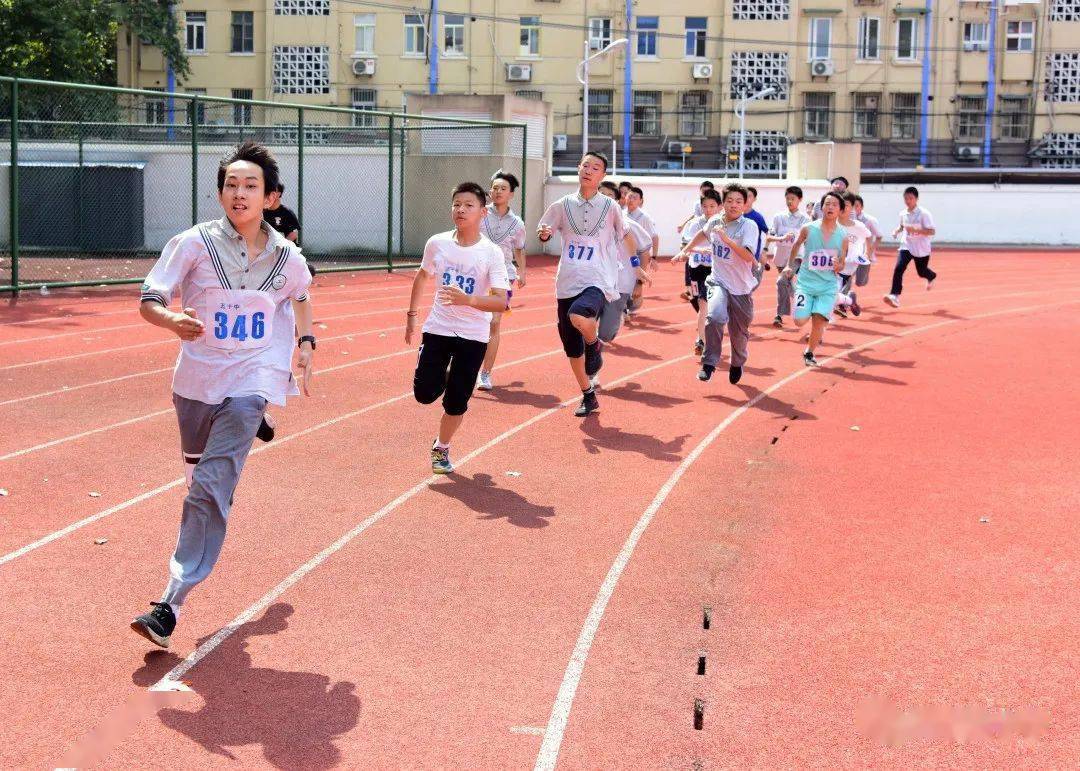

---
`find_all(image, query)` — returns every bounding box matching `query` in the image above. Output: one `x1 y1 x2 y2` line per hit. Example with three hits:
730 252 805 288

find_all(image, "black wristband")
297 335 316 350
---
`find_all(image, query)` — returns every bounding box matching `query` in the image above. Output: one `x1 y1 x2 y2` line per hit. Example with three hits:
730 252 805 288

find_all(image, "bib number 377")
565 244 595 261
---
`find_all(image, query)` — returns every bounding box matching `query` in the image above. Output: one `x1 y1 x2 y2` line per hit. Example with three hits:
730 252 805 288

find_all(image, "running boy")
852 194 882 289
835 191 872 317
784 192 849 366
597 182 652 345
675 183 760 385
476 170 527 391
538 151 626 417
407 182 510 473
884 186 937 307
130 141 315 648
765 185 811 328
671 188 721 358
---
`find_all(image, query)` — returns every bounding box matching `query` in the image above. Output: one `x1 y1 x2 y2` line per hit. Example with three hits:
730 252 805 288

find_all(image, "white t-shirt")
899 206 935 256
540 192 626 301
419 232 510 343
481 205 527 281
617 217 651 295
627 207 658 241
840 219 873 273
770 209 812 268
703 215 761 296
682 214 713 269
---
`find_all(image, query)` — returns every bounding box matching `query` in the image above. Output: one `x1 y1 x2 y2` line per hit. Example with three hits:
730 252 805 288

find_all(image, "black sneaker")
772 315 783 328
728 366 743 384
835 306 848 319
697 364 715 382
131 602 176 649
584 339 603 378
693 338 704 357
256 413 276 443
849 292 861 317
803 350 819 367
574 389 599 417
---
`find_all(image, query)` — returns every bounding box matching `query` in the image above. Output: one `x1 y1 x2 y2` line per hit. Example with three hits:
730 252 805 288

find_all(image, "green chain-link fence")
0 76 527 292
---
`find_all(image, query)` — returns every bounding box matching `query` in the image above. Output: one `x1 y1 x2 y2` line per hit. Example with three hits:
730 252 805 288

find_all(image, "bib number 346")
214 310 266 342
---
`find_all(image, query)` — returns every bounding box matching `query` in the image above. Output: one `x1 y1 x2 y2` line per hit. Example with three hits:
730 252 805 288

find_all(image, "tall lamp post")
577 37 628 157
734 86 776 178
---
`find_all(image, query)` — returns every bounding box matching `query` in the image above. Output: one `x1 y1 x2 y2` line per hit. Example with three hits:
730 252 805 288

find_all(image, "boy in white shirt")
130 141 315 648
765 185 811 328
835 191 872 318
885 186 937 307
671 189 722 358
852 194 882 288
406 182 510 474
597 181 653 344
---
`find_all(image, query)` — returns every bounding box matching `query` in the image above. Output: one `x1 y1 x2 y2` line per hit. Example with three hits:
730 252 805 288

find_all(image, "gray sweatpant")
598 292 631 343
776 270 795 317
855 263 871 287
163 393 267 607
703 281 754 369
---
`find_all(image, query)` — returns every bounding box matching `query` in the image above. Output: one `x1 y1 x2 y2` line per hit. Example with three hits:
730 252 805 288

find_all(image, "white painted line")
510 727 547 736
0 367 174 408
531 298 1079 771
0 321 144 347
0 409 174 461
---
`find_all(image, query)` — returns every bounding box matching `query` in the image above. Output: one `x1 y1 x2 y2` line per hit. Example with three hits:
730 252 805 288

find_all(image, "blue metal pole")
622 0 632 170
983 0 999 167
428 1 439 95
918 0 933 165
166 63 176 142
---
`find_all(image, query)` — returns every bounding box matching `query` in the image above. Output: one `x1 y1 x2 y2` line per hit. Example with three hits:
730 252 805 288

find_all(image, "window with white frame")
636 16 658 57
272 46 330 94
685 17 707 58
354 14 375 55
1036 132 1080 168
679 91 709 136
351 88 377 127
891 92 919 139
730 51 789 100
515 89 542 101
274 0 329 15
857 17 880 60
852 92 880 138
955 95 986 140
963 22 989 52
808 18 831 61
231 89 252 125
896 17 918 60
733 0 790 22
1044 53 1080 102
587 88 613 136
725 130 788 173
185 89 206 124
231 12 254 54
804 92 832 139
404 14 427 56
444 14 465 56
998 95 1028 139
185 11 206 53
145 90 166 125
588 18 612 51
520 16 540 57
1006 21 1034 52
272 124 329 145
633 91 661 136
1050 0 1080 22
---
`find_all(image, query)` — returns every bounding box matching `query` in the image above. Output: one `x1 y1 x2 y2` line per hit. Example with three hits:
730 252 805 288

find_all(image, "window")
444 14 465 56
274 0 329 15
896 18 918 60
633 91 661 136
685 17 707 58
587 89 613 136
808 18 831 61
231 12 254 54
272 46 330 94
956 95 986 140
804 92 832 139
231 89 253 125
852 92 880 138
520 16 540 57
515 89 542 101
185 11 206 53
589 18 612 51
891 92 919 139
1045 52 1080 103
733 0 790 22
404 14 427 56
273 125 330 145
351 88 377 127
679 91 709 136
725 130 788 174
1036 132 1080 168
963 22 989 52
998 96 1028 140
354 14 375 54
636 16 658 57
145 91 166 125
186 89 206 125
1050 0 1080 22
1006 21 1034 53
730 51 789 100
857 17 880 60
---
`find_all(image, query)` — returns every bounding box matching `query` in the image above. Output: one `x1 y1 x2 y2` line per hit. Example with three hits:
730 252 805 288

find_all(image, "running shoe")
477 371 493 391
584 339 603 378
803 350 819 367
772 315 784 328
431 443 454 474
849 293 862 317
256 413 276 443
728 366 743 384
835 306 848 319
680 289 692 302
693 338 705 357
130 602 176 649
698 364 715 382
926 278 935 291
884 294 900 307
574 390 599 417
589 374 600 389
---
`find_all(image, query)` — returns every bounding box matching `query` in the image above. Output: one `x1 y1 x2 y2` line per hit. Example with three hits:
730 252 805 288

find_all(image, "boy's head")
451 181 487 228
489 170 519 208
217 141 280 228
903 185 919 208
853 194 865 214
578 151 609 190
699 180 715 193
721 183 749 220
599 180 620 200
744 185 758 212
840 191 858 219
700 188 722 218
820 191 845 220
626 185 644 211
784 185 803 211
830 176 850 193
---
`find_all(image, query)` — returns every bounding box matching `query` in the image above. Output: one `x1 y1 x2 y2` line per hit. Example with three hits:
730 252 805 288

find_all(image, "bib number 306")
214 311 266 342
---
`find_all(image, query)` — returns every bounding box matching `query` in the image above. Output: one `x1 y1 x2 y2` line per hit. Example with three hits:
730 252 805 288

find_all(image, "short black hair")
746 186 758 198
582 150 609 171
699 180 715 189
701 189 722 205
599 180 619 195
722 182 749 204
617 181 633 190
491 170 520 192
628 185 644 201
452 181 487 205
904 185 919 198
217 140 280 195
842 191 858 205
853 194 864 206
277 182 286 195
784 185 804 199
831 176 850 187
821 191 846 211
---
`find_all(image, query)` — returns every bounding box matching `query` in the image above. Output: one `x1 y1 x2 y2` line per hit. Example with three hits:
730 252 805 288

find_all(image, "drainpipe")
623 0 632 170
983 0 999 166
918 0 932 165
429 0 439 95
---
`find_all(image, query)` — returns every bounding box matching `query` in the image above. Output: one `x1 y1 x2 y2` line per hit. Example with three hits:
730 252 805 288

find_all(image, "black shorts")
683 261 692 287
413 332 488 416
556 286 606 358
688 264 711 300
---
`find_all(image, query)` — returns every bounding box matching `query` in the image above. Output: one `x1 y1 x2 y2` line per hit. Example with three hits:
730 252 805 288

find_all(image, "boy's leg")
855 263 871 287
413 332 454 406
568 288 606 379
598 293 630 343
726 292 754 369
439 337 487 444
808 313 828 353
776 272 793 317
557 297 591 391
480 314 501 375
912 255 937 283
701 283 731 369
890 250 914 296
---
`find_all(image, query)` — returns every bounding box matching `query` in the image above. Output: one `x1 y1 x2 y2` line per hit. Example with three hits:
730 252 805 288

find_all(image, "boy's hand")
171 308 205 341
405 314 417 345
516 272 526 289
537 224 553 242
635 267 653 285
296 344 314 396
437 286 472 307
783 232 797 242
782 267 794 279
671 251 688 263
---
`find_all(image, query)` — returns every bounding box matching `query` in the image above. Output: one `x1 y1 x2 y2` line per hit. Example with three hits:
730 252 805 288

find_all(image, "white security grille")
730 52 789 100
726 131 789 173
272 46 330 95
1045 53 1080 103
272 124 330 145
274 0 330 15
1036 133 1080 168
733 0 790 21
1050 0 1080 21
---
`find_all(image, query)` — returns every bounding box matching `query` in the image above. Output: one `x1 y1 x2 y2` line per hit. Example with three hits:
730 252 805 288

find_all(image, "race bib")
712 241 732 262
204 289 276 351
563 240 596 262
439 269 477 295
806 249 837 271
689 250 712 268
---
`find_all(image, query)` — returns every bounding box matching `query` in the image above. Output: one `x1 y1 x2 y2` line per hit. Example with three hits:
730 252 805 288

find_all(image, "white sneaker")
477 371 493 390
926 278 935 291
884 294 900 308
589 374 600 389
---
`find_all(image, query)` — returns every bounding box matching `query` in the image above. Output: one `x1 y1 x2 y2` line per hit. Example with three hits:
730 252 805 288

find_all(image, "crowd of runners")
129 141 937 648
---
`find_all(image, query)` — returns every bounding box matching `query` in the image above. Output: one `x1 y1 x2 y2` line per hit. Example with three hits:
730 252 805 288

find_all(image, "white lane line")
531 298 1079 771
0 367 174 407
0 409 174 462
511 727 547 736
0 321 144 347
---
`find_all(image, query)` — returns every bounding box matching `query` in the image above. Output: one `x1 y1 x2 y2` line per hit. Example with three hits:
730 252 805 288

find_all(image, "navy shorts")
556 286 606 358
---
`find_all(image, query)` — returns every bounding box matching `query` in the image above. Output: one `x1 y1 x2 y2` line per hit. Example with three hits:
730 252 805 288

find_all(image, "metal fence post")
519 124 527 222
190 96 199 226
9 78 19 291
397 119 405 266
386 114 395 272
297 106 304 246
76 116 84 248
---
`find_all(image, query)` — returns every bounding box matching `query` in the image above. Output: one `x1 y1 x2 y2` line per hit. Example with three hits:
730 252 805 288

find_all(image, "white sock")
159 599 180 618
434 440 450 451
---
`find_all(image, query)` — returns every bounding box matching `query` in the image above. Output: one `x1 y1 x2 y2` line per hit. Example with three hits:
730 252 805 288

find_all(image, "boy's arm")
513 247 527 287
292 296 315 395
784 227 810 275
674 230 708 261
835 239 850 273
140 301 205 341
139 234 202 340
405 269 428 344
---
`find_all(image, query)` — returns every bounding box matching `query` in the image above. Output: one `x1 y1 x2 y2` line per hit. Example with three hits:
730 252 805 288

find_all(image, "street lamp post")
735 86 776 178
577 37 628 158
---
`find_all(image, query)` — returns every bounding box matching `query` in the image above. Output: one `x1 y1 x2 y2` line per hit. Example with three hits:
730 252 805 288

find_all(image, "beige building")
117 0 1080 172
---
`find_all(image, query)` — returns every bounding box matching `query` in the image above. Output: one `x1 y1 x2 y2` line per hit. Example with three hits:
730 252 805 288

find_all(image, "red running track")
0 249 1076 769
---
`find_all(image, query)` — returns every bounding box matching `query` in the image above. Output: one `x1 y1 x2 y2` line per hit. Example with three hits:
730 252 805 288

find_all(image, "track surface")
0 250 1076 769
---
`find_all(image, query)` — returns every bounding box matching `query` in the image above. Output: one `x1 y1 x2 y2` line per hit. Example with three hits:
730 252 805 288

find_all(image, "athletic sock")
582 386 595 396
584 337 599 347
158 600 180 618
434 440 450 451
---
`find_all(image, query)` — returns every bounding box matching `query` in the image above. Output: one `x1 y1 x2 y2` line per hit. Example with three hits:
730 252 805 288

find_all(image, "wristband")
629 256 641 268
406 311 418 317
297 335 317 350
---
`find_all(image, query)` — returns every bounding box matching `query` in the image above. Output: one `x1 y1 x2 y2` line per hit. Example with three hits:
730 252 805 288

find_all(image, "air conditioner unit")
506 63 532 82
666 140 690 155
962 41 989 52
352 58 376 76
811 60 835 77
553 133 568 152
956 144 982 160
691 63 713 80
